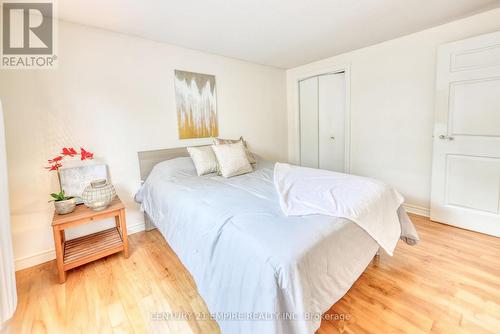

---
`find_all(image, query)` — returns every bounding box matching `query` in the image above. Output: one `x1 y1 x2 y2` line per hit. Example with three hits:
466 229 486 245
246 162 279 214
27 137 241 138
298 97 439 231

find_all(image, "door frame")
288 64 351 172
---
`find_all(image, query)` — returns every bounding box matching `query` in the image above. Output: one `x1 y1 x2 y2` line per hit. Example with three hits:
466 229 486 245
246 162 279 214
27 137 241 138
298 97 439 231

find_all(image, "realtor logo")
1 1 57 68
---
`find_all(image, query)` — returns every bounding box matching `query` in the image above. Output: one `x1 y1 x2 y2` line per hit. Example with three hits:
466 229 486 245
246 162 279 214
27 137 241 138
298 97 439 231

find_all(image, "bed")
135 148 417 334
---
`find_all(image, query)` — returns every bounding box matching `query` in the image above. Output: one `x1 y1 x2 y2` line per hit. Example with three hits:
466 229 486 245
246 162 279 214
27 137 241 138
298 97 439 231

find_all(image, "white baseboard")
127 222 145 235
15 249 56 271
14 221 146 271
403 203 430 217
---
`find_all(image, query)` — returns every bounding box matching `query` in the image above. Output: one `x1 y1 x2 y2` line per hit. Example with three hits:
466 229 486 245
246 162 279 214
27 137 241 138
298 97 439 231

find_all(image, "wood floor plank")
5 215 500 334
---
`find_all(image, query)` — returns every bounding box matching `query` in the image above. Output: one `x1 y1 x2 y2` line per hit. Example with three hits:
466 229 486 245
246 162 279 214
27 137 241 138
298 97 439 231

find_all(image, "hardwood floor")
4 214 500 334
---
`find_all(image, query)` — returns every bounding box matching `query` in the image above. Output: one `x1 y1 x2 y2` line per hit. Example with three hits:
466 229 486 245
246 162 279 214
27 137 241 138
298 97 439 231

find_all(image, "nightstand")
51 196 129 283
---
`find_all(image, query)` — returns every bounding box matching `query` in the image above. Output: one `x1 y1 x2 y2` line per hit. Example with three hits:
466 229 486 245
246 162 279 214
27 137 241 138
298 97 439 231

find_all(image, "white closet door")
299 76 319 168
318 73 346 172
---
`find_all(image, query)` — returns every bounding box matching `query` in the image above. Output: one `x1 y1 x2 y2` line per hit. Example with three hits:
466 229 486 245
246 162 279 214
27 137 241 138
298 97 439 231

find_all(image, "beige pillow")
213 136 256 164
187 146 218 176
211 142 253 178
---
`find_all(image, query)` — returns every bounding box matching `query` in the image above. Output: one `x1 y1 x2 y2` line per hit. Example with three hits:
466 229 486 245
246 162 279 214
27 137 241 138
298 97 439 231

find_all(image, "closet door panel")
299 77 319 168
318 73 345 172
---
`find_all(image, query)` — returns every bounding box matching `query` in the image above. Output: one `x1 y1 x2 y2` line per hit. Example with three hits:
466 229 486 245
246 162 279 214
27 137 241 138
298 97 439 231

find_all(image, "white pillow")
211 142 253 178
213 136 256 164
187 146 218 176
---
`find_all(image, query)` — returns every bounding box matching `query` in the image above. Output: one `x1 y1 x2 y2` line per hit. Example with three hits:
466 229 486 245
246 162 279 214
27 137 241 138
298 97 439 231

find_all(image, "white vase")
54 197 76 215
81 179 116 211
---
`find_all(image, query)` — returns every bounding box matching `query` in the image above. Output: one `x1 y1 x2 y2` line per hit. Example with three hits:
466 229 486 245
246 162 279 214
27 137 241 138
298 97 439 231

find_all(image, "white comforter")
135 157 414 334
274 163 404 255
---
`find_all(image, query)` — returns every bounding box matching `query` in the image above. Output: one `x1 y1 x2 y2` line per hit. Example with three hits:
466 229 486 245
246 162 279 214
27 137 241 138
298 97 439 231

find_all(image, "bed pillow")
213 136 256 164
211 142 253 178
187 146 218 176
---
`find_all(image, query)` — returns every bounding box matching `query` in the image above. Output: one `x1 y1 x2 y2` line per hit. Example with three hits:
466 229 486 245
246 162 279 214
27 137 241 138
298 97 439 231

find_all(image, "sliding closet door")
299 76 319 168
318 73 346 172
299 72 346 171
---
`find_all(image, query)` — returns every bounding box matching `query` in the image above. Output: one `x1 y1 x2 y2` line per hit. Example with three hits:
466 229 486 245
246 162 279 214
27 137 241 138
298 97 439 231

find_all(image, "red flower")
48 156 63 163
46 147 94 173
80 148 94 160
45 163 62 171
61 147 77 157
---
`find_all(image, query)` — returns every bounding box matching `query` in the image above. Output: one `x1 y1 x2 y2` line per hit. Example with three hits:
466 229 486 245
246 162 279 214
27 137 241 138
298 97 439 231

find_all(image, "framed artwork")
174 70 219 139
59 164 108 204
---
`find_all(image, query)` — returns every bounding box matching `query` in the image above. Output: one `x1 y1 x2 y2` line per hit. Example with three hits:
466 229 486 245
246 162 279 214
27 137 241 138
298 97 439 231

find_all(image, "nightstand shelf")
52 196 128 283
63 227 124 270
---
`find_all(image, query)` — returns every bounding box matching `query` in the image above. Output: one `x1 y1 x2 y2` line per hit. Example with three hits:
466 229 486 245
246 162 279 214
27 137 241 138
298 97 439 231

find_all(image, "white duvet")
274 163 404 255
135 157 416 334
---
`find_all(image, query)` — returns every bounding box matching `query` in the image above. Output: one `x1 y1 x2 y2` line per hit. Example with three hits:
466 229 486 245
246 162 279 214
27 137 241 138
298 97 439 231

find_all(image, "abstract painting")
174 70 219 139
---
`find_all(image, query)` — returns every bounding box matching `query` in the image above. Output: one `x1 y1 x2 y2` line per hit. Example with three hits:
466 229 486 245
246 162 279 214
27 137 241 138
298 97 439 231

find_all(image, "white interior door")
299 76 319 168
431 31 500 237
319 73 346 172
299 72 346 172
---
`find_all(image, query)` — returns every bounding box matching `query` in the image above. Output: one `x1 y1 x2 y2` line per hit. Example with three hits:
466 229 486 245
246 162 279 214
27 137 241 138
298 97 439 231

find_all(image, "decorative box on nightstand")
51 196 128 283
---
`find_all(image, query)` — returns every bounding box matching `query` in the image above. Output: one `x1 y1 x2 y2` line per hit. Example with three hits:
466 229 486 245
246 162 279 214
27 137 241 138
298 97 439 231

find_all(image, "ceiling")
57 0 500 69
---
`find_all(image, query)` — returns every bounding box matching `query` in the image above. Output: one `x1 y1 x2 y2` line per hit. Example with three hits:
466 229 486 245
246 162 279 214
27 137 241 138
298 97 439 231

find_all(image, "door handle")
438 134 454 140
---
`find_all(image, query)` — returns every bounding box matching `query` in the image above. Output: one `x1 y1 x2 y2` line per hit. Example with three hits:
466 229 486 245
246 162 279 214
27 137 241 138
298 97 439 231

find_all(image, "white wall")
0 20 287 270
287 8 500 215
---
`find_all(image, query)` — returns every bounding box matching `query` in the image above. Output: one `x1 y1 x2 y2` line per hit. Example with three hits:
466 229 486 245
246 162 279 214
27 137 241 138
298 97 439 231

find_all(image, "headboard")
137 146 197 231
137 146 191 182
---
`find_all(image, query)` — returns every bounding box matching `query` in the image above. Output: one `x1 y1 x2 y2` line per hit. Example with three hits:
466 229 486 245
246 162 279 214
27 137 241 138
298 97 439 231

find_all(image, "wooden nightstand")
51 196 129 283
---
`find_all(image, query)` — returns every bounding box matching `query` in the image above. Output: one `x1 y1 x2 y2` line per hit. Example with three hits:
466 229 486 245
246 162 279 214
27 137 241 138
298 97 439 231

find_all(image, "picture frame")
59 164 108 204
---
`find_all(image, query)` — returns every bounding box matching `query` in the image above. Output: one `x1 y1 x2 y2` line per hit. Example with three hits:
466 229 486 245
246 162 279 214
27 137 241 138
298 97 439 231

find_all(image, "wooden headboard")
137 146 191 182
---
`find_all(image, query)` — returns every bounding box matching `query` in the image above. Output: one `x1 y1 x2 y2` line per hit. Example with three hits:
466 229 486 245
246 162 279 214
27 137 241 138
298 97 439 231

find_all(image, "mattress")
135 157 379 334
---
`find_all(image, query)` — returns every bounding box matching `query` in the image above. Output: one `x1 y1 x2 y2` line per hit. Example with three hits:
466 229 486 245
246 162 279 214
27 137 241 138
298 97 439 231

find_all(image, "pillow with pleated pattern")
211 142 253 178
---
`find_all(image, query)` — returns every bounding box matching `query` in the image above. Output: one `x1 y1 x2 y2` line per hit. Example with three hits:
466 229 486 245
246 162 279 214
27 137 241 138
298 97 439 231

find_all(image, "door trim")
289 64 351 172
